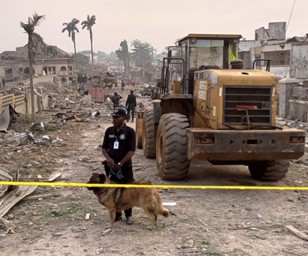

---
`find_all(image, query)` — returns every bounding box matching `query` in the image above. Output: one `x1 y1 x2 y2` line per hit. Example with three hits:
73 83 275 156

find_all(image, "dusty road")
1 103 308 256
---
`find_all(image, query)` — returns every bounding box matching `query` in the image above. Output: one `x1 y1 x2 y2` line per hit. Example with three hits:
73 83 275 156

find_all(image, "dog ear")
87 173 99 190
99 173 106 183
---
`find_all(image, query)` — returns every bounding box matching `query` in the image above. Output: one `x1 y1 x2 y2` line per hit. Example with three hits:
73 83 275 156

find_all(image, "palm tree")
20 13 45 115
81 15 96 65
62 18 79 55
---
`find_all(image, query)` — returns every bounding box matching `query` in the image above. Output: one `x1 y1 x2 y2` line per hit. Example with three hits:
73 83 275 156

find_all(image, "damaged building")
239 22 308 81
239 22 308 122
0 34 75 85
0 35 75 115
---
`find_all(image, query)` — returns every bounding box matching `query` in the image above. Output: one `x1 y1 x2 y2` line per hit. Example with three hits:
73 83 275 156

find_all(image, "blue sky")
0 0 306 54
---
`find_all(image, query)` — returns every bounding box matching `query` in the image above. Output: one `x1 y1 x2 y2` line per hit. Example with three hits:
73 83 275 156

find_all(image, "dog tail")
156 196 170 218
160 206 170 218
152 189 170 217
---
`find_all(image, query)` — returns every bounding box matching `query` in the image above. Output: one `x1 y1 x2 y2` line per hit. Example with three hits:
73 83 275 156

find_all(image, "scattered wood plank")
230 224 284 230
42 172 62 182
0 173 61 217
23 193 60 201
285 225 308 241
0 186 37 218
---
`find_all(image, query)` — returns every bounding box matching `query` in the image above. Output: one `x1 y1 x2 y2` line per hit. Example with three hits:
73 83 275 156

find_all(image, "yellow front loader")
136 34 305 181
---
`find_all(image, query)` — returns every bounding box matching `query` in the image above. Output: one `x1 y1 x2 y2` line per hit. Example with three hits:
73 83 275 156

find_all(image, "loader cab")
161 34 242 95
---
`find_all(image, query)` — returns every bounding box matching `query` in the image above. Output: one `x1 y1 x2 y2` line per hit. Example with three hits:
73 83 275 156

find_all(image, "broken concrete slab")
74 112 91 122
0 106 10 132
0 170 13 198
0 173 61 218
5 132 34 146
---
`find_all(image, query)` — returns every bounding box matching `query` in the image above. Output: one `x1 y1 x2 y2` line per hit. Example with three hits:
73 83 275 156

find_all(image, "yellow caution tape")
0 181 308 190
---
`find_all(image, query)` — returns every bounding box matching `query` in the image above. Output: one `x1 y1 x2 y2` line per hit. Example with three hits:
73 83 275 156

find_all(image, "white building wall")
291 45 308 79
270 66 290 79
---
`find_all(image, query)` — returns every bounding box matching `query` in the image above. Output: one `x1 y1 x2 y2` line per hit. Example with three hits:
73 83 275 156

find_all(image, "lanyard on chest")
113 129 120 150
112 126 125 150
113 137 119 149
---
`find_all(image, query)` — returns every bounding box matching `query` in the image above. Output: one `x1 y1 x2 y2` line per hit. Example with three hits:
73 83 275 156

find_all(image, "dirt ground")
1 87 308 256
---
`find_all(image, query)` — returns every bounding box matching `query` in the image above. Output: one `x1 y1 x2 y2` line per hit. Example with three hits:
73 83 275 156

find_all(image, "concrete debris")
34 138 51 146
285 119 308 132
0 106 21 132
0 106 10 132
0 173 61 217
0 170 13 198
30 122 45 132
5 131 34 146
80 94 92 104
0 217 15 234
91 110 101 118
74 112 91 122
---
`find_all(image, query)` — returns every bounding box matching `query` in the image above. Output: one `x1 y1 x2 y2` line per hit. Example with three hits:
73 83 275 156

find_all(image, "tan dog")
87 173 169 230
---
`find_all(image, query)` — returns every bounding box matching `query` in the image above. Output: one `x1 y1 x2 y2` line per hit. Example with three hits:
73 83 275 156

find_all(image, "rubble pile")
0 80 155 204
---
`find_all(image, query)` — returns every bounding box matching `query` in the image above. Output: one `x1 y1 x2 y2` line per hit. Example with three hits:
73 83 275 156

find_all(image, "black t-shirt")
102 124 136 167
126 94 136 106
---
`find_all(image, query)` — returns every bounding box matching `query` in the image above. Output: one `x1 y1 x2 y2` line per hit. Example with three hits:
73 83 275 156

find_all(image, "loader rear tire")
135 116 143 149
156 113 190 180
142 109 156 158
248 160 290 181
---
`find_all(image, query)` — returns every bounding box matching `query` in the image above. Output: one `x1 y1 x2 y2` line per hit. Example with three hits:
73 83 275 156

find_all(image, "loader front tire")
156 113 190 180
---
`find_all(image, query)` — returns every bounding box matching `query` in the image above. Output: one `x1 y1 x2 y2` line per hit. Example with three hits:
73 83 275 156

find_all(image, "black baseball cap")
112 108 127 117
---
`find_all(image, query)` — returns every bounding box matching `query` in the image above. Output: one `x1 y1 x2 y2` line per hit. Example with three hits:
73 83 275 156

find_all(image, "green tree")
131 40 154 67
20 13 45 115
74 53 90 69
62 18 79 55
81 15 96 65
115 40 130 75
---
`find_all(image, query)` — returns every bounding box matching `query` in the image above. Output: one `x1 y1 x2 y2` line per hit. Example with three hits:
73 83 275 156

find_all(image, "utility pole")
28 38 35 115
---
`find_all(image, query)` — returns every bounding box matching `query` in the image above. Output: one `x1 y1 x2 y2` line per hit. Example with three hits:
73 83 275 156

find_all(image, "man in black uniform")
125 90 137 122
101 108 136 225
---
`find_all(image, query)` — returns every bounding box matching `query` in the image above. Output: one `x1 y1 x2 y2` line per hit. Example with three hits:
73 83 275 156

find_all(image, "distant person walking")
110 92 122 110
126 90 137 122
121 79 126 92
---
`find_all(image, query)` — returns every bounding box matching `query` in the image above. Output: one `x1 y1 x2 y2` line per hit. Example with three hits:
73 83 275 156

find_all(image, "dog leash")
102 160 124 180
109 168 124 180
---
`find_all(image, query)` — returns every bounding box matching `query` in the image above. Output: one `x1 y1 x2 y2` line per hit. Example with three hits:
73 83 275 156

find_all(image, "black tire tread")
157 113 190 180
143 110 156 158
249 160 289 181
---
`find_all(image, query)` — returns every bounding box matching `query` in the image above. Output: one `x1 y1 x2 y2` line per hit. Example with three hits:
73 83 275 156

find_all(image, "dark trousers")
104 164 134 219
127 105 135 122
